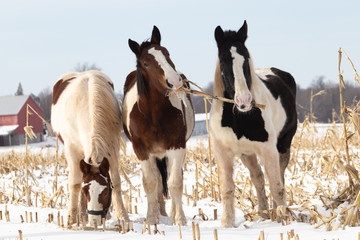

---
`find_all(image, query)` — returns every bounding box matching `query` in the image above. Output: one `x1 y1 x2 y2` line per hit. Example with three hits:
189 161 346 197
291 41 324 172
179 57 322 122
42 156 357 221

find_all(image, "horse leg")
78 191 87 223
167 149 186 226
262 149 286 208
66 144 82 225
109 158 129 222
241 154 269 218
157 169 167 217
279 148 290 186
141 157 160 224
213 140 235 228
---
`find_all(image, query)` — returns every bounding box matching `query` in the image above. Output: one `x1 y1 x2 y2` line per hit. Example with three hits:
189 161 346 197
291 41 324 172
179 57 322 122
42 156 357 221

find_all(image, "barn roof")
0 95 30 116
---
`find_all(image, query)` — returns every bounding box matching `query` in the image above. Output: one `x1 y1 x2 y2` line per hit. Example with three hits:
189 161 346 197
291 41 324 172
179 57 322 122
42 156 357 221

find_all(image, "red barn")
0 95 44 146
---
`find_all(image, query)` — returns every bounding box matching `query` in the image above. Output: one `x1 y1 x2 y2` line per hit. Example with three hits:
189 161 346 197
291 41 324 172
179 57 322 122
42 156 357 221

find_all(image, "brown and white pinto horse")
51 70 129 226
123 26 194 225
210 21 297 227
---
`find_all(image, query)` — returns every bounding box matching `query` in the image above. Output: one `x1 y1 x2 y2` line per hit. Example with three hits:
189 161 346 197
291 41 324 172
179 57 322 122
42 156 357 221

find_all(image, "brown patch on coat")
107 81 114 90
57 134 64 144
124 71 190 160
52 77 76 105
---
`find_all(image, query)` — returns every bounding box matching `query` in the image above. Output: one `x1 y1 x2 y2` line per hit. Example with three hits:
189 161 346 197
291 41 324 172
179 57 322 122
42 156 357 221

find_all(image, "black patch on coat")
260 68 297 153
156 157 168 197
221 100 269 142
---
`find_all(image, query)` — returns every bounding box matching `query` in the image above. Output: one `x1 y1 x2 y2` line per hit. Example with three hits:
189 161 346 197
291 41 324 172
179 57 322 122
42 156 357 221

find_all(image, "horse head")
80 158 112 226
215 21 254 112
128 26 183 95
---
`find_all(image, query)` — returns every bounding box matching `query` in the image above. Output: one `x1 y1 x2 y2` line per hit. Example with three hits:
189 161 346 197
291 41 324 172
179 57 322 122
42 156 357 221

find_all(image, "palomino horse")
123 26 194 225
51 70 129 226
210 21 297 227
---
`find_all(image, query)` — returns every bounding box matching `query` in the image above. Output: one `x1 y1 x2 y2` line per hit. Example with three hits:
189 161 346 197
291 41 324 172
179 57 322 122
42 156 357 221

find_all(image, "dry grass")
0 49 359 235
3 113 359 231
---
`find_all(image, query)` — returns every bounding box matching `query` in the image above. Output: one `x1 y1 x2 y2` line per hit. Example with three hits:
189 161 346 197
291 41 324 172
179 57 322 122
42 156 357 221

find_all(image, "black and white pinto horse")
51 70 129 226
123 26 194 225
209 21 297 227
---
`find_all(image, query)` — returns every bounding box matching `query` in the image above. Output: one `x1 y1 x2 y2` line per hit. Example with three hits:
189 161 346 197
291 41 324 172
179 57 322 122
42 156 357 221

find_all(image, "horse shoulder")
122 72 139 139
124 71 137 95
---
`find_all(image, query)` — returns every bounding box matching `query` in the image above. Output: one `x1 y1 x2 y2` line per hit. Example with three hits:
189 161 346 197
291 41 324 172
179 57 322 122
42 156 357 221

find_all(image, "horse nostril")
166 79 173 88
240 104 246 109
179 77 182 82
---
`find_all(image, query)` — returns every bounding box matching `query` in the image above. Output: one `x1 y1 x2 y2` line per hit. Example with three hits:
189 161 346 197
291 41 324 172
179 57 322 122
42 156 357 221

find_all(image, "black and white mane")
210 20 297 228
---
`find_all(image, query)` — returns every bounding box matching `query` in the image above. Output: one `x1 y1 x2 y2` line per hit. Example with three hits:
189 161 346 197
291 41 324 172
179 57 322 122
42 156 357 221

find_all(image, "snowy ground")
1 130 360 240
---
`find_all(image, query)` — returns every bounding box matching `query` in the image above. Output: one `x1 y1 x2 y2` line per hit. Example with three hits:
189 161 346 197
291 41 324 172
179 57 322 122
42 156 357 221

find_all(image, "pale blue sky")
1 0 359 96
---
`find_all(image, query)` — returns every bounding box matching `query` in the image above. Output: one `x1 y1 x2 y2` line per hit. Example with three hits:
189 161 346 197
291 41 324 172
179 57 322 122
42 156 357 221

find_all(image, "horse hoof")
175 217 186 226
221 217 235 228
260 212 270 220
67 214 77 225
119 211 130 222
146 215 159 225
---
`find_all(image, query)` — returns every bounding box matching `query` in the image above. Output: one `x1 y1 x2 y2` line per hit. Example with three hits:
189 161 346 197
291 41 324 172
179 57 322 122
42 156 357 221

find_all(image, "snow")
1 129 360 240
0 125 18 136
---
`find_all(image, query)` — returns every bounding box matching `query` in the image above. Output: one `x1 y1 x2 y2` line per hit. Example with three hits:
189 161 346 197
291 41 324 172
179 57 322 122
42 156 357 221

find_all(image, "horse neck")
138 78 170 119
248 58 266 98
213 60 225 97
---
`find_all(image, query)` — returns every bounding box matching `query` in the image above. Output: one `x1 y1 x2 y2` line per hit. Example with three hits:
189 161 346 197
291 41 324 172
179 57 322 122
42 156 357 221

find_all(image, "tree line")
191 76 359 123
15 65 359 124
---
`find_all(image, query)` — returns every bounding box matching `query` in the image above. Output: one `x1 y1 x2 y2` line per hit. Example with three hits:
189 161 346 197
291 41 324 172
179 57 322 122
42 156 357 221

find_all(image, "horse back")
257 67 297 153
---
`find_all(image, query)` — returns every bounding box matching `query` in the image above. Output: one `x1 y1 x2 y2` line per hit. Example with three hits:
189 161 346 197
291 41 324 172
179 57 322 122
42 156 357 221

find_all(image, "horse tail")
155 157 168 197
87 70 121 165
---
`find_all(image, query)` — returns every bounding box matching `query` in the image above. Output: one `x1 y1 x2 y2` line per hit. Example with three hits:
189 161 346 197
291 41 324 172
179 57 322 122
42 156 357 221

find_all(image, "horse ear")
214 26 225 47
237 20 248 44
151 25 161 45
129 39 140 56
80 159 90 176
99 158 110 176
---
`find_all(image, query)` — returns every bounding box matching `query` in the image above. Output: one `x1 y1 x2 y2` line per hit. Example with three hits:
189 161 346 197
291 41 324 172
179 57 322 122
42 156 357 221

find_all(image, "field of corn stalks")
0 49 359 240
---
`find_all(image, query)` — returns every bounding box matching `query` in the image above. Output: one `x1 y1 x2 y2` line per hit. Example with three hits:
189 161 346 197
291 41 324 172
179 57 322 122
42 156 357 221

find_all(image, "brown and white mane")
122 26 194 226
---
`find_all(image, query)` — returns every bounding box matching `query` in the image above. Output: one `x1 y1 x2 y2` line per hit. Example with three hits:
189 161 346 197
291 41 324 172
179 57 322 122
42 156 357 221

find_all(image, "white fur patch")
122 82 139 137
255 68 274 81
148 47 181 89
230 46 250 96
87 180 107 211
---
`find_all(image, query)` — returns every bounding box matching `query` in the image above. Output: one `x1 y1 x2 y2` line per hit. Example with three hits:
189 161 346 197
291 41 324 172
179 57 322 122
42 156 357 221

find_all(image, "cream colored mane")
213 60 225 97
86 70 122 165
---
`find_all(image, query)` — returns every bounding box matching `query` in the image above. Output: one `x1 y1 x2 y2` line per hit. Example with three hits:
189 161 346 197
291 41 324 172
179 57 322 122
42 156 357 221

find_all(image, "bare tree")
74 62 102 72
37 87 52 122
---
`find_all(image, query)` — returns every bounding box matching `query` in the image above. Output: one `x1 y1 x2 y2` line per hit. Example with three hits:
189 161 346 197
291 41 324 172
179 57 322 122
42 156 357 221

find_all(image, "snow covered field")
1 126 360 240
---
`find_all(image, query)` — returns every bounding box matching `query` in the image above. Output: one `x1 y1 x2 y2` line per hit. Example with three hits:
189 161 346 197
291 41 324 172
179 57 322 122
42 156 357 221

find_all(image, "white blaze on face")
86 180 107 211
85 179 107 226
230 46 253 112
148 47 183 90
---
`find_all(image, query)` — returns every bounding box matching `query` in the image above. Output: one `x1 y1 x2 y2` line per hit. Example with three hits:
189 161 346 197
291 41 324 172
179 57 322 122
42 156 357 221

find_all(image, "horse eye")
144 63 149 67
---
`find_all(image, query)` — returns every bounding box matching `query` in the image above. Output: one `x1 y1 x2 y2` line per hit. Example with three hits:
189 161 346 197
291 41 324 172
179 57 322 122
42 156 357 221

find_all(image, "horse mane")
86 70 121 165
134 40 154 96
213 60 225 97
136 62 147 96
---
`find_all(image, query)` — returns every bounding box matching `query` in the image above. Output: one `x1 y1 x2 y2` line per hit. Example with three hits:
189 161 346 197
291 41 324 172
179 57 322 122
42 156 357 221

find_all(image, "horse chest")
220 102 269 142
